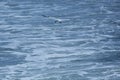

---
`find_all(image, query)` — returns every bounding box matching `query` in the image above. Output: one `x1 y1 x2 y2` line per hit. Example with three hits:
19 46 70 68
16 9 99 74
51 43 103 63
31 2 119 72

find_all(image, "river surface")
0 0 120 80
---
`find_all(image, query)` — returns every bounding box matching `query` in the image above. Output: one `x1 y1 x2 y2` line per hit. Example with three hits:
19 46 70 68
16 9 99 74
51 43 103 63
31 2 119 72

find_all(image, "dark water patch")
60 74 89 80
15 46 33 53
0 47 14 52
0 53 26 67
69 51 120 64
0 42 10 46
95 51 120 62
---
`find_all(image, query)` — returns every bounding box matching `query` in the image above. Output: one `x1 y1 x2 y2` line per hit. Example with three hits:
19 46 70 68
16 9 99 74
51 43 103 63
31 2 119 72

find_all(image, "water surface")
0 0 120 80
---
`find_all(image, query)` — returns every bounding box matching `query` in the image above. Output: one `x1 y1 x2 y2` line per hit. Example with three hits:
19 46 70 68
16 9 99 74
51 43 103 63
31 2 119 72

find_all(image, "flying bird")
42 15 69 23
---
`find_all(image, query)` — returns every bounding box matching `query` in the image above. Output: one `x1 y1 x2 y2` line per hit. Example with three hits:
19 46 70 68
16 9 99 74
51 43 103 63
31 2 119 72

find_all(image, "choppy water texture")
0 0 120 80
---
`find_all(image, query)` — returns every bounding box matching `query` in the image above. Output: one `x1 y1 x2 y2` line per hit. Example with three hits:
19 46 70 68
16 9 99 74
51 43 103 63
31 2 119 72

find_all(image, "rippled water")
0 0 120 80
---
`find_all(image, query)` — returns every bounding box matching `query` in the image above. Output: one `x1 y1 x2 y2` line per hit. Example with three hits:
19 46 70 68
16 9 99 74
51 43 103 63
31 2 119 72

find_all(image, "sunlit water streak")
0 0 120 80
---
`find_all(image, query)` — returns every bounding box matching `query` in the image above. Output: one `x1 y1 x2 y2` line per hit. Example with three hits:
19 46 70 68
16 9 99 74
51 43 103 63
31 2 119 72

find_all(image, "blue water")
0 0 120 80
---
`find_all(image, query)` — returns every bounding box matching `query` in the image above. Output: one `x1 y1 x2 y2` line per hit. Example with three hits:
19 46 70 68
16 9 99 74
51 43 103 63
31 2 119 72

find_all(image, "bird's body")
42 15 69 23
